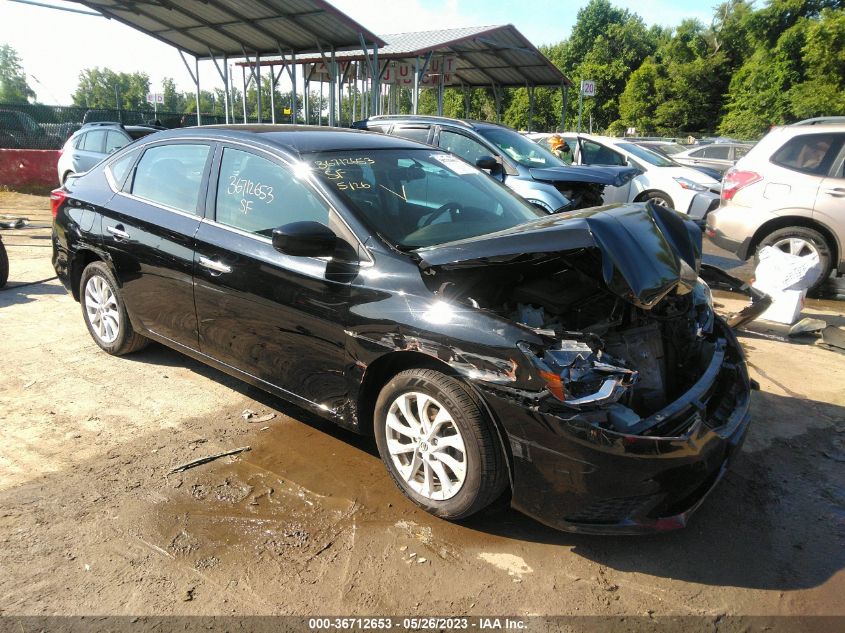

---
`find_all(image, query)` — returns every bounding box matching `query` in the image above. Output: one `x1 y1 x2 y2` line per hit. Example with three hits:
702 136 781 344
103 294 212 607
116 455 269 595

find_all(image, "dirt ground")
0 191 843 619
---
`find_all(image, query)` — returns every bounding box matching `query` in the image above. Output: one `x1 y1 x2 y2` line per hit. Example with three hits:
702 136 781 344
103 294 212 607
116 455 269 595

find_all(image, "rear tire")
79 261 148 355
374 368 508 521
0 239 8 288
756 226 833 294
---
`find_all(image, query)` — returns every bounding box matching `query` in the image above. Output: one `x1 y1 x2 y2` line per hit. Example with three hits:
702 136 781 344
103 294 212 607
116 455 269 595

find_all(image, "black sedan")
52 125 756 534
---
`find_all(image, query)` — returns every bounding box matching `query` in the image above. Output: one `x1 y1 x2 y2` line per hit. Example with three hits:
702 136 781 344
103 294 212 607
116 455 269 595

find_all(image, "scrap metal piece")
699 264 772 329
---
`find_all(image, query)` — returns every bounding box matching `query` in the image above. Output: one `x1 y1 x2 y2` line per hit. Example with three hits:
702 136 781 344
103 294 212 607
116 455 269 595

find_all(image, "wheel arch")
748 216 840 265
633 188 673 207
356 350 515 488
70 248 105 301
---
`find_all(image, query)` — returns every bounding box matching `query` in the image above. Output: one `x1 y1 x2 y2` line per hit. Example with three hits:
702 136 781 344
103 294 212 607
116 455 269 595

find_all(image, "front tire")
756 226 833 294
79 261 148 355
374 368 507 520
643 190 674 209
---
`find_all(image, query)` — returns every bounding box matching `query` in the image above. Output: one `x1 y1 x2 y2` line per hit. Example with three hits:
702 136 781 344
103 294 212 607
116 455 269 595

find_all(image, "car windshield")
617 142 677 167
305 149 545 250
476 128 565 167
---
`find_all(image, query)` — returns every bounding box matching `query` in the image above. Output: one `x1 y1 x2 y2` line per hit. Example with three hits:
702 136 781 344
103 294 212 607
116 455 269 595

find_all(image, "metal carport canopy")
75 0 386 56
249 24 572 88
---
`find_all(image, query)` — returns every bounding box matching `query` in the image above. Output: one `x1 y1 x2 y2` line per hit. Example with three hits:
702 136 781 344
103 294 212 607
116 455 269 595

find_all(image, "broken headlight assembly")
518 338 638 407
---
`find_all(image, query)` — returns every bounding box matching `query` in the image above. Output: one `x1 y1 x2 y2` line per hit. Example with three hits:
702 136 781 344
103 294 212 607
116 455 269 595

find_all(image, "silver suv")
706 124 845 291
57 122 160 184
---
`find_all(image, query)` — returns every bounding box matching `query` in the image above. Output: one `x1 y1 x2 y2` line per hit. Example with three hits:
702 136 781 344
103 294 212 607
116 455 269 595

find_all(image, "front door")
193 145 357 409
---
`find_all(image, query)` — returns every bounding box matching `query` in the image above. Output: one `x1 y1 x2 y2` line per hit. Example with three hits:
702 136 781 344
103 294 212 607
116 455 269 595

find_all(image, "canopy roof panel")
76 0 386 58
243 25 571 88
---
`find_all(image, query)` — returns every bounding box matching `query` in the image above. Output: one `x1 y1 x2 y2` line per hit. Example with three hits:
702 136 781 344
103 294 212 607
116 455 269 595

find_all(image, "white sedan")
529 133 721 219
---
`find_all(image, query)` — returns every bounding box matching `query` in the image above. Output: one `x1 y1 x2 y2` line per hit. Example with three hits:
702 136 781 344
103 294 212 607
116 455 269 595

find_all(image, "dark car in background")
52 125 755 533
57 122 161 184
634 140 724 181
0 109 62 149
353 115 640 212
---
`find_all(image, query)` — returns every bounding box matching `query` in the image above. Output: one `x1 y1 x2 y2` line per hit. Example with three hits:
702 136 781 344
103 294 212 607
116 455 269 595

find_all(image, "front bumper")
687 191 720 220
483 320 752 534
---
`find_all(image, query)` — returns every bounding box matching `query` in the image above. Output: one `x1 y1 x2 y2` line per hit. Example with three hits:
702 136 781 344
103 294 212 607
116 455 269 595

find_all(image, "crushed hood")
417 202 702 309
529 165 641 188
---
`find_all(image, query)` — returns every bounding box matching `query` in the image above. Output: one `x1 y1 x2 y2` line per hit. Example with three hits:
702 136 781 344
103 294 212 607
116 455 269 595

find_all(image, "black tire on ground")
756 226 833 294
642 190 674 209
0 239 8 289
79 261 149 355
374 368 508 521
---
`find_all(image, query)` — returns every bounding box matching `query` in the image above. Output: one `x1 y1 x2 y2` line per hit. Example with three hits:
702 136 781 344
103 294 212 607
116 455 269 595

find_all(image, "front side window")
307 149 544 249
81 130 106 152
215 147 330 236
132 143 210 214
582 140 628 166
771 134 844 175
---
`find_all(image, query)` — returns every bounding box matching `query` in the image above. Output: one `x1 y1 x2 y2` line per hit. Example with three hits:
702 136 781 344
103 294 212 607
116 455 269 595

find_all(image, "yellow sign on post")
283 108 291 115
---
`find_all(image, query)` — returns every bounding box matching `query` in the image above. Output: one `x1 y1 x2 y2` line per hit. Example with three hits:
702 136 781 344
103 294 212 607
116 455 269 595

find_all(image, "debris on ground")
0 216 29 229
788 317 827 338
241 409 276 423
182 586 195 602
168 446 251 474
818 326 845 354
753 246 822 325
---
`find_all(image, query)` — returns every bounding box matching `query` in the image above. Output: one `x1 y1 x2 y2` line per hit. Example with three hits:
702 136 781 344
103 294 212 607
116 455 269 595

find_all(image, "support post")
527 85 535 133
241 65 248 123
462 84 470 118
492 83 502 123
437 57 445 116
269 64 276 123
207 50 230 124
577 85 583 133
178 50 202 126
303 64 311 125
255 53 262 123
560 82 568 132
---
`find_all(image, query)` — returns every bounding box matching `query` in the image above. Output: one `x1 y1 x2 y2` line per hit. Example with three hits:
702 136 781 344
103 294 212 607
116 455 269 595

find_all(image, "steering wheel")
420 201 462 228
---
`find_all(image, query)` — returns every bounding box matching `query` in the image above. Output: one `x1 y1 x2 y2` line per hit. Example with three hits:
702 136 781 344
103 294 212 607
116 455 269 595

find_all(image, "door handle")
107 225 130 240
823 187 845 197
199 255 232 274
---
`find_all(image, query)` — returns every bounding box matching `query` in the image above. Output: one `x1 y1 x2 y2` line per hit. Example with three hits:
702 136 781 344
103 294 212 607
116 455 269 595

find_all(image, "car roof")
149 124 434 154
365 114 511 132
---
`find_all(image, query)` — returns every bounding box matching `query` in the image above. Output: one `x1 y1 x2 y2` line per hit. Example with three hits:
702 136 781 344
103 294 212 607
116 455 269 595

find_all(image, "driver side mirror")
475 155 501 172
272 221 337 258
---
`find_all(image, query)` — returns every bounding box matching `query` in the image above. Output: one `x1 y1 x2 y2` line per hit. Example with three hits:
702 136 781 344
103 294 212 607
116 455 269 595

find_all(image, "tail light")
721 169 761 202
50 188 68 218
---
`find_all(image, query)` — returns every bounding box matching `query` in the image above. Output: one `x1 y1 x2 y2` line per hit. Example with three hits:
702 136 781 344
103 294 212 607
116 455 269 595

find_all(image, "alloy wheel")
84 275 121 344
771 236 820 259
384 391 467 501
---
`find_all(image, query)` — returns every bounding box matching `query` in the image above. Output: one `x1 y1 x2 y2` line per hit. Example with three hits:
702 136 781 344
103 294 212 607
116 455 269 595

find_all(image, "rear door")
102 140 212 348
76 130 108 172
813 135 845 269
192 144 357 407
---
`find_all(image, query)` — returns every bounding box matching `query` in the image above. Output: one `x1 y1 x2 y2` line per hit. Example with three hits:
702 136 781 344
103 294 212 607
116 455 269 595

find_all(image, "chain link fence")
0 103 236 150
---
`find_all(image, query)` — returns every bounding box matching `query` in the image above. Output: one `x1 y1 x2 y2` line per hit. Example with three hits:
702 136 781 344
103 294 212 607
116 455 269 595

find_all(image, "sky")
2 0 716 104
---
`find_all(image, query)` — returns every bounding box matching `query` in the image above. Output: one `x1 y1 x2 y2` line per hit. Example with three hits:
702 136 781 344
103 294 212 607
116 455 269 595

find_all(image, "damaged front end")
416 201 756 532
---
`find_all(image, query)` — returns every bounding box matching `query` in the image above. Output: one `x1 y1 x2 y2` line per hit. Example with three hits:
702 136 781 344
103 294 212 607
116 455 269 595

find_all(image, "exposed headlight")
673 177 707 192
693 277 715 335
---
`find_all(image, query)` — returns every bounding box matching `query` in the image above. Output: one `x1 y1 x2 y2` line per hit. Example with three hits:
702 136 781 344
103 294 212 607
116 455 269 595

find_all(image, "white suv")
706 125 845 291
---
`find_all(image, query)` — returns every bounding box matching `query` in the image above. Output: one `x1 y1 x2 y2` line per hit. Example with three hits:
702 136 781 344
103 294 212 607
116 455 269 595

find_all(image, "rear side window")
81 130 106 152
771 134 845 175
392 127 430 144
107 149 139 191
131 144 210 214
701 145 730 159
734 146 750 159
215 147 329 236
105 130 128 154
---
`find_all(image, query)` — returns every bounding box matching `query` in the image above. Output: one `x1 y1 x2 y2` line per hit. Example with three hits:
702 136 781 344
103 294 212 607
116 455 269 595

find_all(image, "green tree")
72 68 151 110
0 44 35 103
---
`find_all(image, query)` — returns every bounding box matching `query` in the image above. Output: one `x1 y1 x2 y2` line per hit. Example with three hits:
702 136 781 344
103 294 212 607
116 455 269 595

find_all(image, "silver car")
706 124 845 291
673 142 753 176
57 122 159 184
